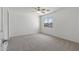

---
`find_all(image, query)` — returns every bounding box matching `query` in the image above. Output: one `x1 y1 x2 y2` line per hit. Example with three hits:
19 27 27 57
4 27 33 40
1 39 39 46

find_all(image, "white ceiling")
9 7 60 15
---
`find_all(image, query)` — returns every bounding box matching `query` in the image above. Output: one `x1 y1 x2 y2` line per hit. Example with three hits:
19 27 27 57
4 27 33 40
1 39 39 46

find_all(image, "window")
44 16 53 28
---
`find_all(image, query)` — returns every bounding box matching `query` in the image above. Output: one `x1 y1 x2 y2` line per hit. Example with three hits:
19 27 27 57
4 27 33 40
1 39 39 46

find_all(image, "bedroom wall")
9 9 39 37
0 8 9 40
40 7 79 43
0 8 2 32
3 8 9 40
0 8 3 40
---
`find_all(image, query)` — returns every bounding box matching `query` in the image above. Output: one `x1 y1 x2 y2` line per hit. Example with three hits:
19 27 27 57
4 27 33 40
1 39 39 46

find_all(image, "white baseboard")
40 32 79 44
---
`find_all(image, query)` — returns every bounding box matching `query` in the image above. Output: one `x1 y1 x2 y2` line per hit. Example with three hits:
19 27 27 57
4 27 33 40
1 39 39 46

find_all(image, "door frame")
2 8 9 40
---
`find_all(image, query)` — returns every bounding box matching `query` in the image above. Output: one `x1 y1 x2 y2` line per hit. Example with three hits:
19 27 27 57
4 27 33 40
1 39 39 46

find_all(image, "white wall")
9 9 39 37
0 8 2 32
0 8 3 40
40 8 79 43
0 8 9 40
3 8 9 40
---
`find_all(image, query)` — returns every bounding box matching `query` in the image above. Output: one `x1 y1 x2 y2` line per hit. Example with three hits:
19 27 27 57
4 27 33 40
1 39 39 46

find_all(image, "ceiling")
9 7 60 15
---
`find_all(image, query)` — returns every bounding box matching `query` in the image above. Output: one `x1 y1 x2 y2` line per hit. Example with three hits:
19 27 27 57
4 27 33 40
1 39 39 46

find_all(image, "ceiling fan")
32 7 50 14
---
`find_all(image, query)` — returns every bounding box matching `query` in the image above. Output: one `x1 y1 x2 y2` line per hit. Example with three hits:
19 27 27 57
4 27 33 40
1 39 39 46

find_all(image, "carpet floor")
7 33 79 51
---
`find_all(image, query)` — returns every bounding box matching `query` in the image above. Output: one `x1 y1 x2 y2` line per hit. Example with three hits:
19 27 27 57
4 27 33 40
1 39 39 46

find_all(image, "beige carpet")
7 33 79 51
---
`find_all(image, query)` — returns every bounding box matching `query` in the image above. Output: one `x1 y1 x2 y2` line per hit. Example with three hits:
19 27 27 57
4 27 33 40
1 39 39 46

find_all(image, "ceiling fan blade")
46 9 50 11
42 9 45 11
41 11 45 13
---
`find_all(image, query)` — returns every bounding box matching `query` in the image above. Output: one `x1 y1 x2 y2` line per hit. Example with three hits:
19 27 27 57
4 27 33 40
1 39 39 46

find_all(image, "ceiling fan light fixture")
33 7 50 15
